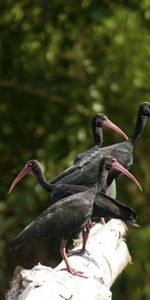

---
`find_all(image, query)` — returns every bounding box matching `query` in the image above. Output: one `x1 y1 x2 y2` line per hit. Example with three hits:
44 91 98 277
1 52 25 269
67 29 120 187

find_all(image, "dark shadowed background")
0 1 150 299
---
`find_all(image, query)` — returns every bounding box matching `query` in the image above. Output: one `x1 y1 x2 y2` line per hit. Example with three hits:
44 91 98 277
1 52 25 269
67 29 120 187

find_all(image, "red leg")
87 218 94 229
60 238 86 277
68 227 89 256
99 217 105 224
105 187 110 196
68 218 93 256
81 224 90 253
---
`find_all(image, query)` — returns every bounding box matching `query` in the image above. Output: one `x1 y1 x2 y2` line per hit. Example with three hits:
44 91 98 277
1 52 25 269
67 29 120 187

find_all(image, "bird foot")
99 218 105 224
61 267 87 278
68 248 90 256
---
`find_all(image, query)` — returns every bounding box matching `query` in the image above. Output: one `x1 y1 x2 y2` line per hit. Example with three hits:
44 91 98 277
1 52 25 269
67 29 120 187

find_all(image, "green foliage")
0 1 150 299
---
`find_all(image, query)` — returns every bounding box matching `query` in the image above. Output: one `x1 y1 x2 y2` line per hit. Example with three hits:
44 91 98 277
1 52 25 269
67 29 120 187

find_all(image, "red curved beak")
103 118 128 140
9 164 32 194
112 160 142 191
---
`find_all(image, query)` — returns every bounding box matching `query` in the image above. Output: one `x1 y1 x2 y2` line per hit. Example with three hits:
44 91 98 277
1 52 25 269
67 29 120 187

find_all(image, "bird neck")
96 159 110 192
33 168 53 192
130 111 148 145
89 171 108 201
93 127 103 146
98 170 108 193
88 182 100 201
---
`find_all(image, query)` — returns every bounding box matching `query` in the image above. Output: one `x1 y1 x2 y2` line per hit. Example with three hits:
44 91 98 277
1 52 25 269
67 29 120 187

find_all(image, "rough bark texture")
6 219 132 300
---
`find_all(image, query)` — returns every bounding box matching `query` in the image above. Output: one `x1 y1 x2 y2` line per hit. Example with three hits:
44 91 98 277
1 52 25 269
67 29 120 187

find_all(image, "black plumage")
9 157 112 275
9 157 141 204
74 113 128 163
92 193 139 227
50 102 150 188
9 156 139 276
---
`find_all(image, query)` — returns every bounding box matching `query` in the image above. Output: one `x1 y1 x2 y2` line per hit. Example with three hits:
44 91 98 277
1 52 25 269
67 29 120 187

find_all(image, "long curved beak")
112 160 142 191
9 164 32 194
103 118 128 140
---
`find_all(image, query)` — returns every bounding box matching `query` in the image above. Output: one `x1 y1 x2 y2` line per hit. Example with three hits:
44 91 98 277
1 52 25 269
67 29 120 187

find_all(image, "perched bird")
74 113 128 163
74 113 128 199
9 156 139 276
9 158 142 202
49 102 150 188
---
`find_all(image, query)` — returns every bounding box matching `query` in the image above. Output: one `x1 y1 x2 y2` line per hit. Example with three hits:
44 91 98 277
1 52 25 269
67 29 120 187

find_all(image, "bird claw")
70 269 87 278
61 267 87 278
68 248 90 256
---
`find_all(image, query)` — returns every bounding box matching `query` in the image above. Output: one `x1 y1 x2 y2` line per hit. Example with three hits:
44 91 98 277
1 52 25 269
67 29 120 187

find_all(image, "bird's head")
27 160 42 173
140 102 150 117
8 160 42 194
99 155 142 191
91 113 128 140
91 114 107 128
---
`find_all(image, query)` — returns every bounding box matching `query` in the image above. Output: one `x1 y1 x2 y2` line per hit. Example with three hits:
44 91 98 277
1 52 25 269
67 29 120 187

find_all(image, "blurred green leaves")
0 1 150 299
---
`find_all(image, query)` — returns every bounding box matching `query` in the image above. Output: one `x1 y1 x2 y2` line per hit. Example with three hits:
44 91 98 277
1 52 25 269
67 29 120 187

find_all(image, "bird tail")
93 192 139 227
9 237 24 251
9 221 39 251
127 218 140 228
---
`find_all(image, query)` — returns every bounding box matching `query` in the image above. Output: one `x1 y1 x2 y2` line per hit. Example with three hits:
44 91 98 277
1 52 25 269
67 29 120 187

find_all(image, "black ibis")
9 157 141 253
9 156 139 276
74 113 128 199
49 102 150 188
74 113 128 163
9 158 142 202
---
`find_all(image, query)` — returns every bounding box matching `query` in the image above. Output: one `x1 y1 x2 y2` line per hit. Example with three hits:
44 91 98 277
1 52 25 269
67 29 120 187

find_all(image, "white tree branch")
6 219 131 300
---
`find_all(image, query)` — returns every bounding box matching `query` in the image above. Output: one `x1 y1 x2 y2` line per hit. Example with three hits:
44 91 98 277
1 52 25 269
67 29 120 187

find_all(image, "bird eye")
97 121 101 126
106 163 111 170
27 162 33 167
143 110 150 116
111 158 116 163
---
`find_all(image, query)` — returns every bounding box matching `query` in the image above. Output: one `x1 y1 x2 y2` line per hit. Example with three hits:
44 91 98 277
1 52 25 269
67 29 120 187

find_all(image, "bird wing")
50 149 101 185
74 145 99 163
50 141 133 186
93 192 136 220
51 183 88 203
10 193 92 251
